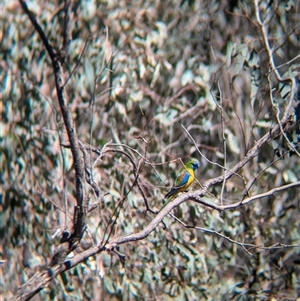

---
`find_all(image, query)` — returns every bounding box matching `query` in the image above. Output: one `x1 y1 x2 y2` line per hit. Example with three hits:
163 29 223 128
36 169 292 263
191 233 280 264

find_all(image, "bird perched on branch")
165 158 200 199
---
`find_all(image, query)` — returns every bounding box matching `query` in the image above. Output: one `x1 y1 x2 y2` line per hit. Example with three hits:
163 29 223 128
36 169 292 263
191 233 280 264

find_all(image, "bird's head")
186 158 200 170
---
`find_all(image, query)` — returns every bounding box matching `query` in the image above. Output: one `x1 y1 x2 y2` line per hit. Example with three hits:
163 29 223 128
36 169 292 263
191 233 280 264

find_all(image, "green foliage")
2 0 299 300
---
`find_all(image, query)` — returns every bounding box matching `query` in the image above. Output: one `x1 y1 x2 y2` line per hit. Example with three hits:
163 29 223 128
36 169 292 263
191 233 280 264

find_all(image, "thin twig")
254 0 299 156
181 124 245 181
168 213 254 256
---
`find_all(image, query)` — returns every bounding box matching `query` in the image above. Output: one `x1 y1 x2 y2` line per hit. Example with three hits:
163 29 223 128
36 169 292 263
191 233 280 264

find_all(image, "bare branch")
79 141 101 198
13 266 61 301
19 0 86 265
168 213 255 256
254 0 300 156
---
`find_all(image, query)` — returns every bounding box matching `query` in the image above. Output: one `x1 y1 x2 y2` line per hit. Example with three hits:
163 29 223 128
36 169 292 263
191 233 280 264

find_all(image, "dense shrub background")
2 0 300 300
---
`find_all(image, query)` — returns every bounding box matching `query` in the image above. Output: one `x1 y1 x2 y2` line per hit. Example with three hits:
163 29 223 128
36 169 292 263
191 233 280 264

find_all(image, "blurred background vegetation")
1 0 300 300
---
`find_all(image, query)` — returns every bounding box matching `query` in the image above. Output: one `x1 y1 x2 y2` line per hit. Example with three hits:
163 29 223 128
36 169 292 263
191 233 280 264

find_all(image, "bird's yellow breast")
184 168 195 189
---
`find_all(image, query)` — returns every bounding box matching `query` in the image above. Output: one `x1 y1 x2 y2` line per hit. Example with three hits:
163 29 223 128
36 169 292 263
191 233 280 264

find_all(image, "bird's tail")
164 188 178 199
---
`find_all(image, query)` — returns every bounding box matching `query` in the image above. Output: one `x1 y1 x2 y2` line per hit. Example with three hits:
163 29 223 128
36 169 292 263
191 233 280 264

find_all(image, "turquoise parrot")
165 158 200 199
